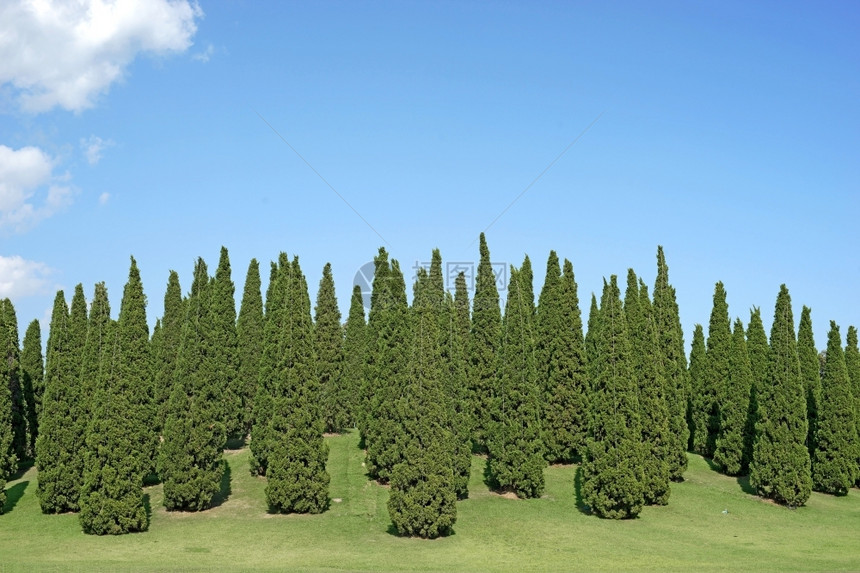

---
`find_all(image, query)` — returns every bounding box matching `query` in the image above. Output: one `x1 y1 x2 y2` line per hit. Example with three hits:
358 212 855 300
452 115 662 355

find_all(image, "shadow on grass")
704 457 720 473
143 493 152 523
210 460 232 508
11 459 33 481
2 480 28 513
573 466 590 515
385 522 456 539
736 475 756 496
225 435 246 450
143 472 161 486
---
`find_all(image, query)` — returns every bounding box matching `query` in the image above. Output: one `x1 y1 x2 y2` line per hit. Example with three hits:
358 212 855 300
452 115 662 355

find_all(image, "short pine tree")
536 253 588 464
487 266 547 498
749 285 812 507
811 322 858 495
237 259 264 435
342 285 367 429
797 307 820 456
687 324 706 453
315 263 346 433
653 246 689 480
20 319 43 458
714 319 753 475
582 276 645 519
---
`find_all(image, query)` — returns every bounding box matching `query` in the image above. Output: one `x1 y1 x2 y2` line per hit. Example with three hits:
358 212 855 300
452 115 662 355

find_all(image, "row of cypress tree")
2 238 859 537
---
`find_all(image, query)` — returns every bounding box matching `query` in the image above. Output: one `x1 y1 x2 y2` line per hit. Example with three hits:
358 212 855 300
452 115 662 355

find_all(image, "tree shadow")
573 466 590 515
142 493 152 522
704 457 720 473
143 472 161 486
210 460 232 508
385 522 456 539
225 435 246 450
2 480 29 514
11 460 33 481
736 475 756 496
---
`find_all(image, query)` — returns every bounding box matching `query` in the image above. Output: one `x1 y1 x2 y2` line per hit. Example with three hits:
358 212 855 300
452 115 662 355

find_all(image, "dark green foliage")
388 268 457 537
266 257 330 513
342 285 366 429
36 289 88 513
624 273 671 505
0 301 16 511
365 254 410 483
20 319 42 458
811 322 857 495
582 276 645 519
519 254 535 322
211 247 241 439
843 327 860 486
79 283 112 426
446 272 473 498
79 259 151 534
315 263 347 433
687 324 706 453
714 319 753 475
536 253 588 464
797 307 820 456
153 271 183 432
1 299 25 462
750 285 812 507
584 293 600 370
698 282 731 458
159 258 227 511
469 233 502 449
652 246 689 480
237 259 263 434
487 266 546 498
745 308 768 472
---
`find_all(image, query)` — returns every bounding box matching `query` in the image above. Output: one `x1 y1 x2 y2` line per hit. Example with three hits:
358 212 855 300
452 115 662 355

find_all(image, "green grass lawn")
1 430 859 572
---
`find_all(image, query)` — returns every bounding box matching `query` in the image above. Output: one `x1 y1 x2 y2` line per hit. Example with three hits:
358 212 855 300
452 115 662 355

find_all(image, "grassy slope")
1 430 859 572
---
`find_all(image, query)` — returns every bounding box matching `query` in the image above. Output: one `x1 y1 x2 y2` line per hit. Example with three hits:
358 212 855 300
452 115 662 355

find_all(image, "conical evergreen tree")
749 285 812 507
210 247 241 440
0 302 16 511
582 276 645 519
237 259 263 435
697 281 731 458
445 272 473 498
653 246 689 480
79 284 112 423
843 326 860 486
536 253 587 463
79 258 151 534
315 263 346 433
584 293 600 370
745 307 769 470
342 285 366 429
811 322 857 495
388 268 457 537
487 266 546 498
714 319 753 476
797 306 820 456
265 257 330 513
687 324 706 453
625 274 671 505
519 254 535 322
20 319 43 458
153 270 183 431
1 299 25 462
159 258 226 511
469 233 502 449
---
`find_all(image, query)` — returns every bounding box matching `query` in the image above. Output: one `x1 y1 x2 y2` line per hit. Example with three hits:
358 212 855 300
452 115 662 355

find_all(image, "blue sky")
1 0 858 350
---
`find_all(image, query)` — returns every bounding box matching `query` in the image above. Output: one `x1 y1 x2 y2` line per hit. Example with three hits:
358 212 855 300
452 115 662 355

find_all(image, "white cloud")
99 191 111 205
0 144 75 231
0 0 203 113
0 255 55 299
192 43 215 63
81 135 114 165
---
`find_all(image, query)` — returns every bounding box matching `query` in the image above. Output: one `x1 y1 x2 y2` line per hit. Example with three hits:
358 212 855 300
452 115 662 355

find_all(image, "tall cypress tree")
159 258 226 511
315 263 346 433
154 271 183 431
210 247 241 440
487 266 546 498
388 269 457 537
469 233 502 449
714 319 753 476
584 293 600 371
536 253 588 464
20 319 43 458
811 322 857 495
746 307 769 471
687 324 706 453
797 306 820 456
582 276 645 519
519 254 535 322
0 302 17 511
79 284 112 424
342 285 366 429
698 281 731 458
1 299 25 462
750 285 812 507
266 257 330 513
446 272 473 498
79 258 151 534
844 326 860 486
624 271 670 505
653 246 689 480
237 259 263 435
